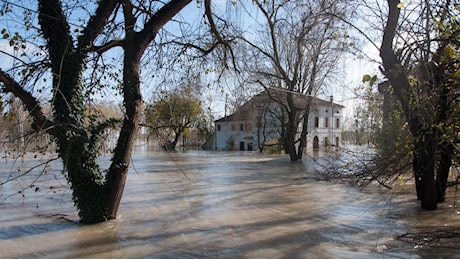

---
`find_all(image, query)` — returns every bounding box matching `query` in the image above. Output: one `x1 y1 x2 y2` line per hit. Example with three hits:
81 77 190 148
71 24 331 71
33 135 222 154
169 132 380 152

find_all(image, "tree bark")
436 142 453 202
380 0 438 210
415 131 438 209
297 99 312 160
103 0 191 221
285 92 300 161
2 0 193 223
38 0 109 223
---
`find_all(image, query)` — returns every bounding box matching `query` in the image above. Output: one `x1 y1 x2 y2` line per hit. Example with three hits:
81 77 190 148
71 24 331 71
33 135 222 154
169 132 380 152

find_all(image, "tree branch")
77 0 119 53
253 0 289 83
91 39 124 54
38 0 74 65
137 0 192 48
204 0 239 72
0 69 54 133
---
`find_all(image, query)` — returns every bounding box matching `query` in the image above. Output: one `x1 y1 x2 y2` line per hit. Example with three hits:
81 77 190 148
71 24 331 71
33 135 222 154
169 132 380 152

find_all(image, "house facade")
208 90 344 152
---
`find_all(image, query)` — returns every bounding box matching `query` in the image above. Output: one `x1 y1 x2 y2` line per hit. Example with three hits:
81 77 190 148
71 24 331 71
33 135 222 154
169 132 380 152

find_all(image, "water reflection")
1 149 459 258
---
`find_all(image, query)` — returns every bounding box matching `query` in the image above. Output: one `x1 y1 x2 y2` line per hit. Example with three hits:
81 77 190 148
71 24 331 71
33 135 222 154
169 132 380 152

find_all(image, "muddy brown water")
1 147 460 258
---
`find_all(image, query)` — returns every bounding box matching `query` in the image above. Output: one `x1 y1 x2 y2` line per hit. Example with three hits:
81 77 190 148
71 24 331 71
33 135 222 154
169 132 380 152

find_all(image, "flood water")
1 147 460 258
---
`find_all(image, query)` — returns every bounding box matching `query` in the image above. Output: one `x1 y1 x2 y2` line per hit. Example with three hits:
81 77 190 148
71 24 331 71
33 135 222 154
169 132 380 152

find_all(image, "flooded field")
1 147 460 258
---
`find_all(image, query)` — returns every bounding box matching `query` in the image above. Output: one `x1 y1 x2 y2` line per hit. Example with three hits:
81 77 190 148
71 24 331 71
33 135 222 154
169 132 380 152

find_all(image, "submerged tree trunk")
434 49 454 203
297 100 312 160
285 92 300 161
163 129 181 151
414 131 438 209
380 0 438 210
42 0 189 223
285 119 299 161
436 142 453 202
103 46 143 221
37 0 113 223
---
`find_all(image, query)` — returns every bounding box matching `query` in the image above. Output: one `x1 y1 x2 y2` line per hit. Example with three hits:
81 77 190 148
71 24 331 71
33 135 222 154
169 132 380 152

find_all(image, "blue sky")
0 0 381 126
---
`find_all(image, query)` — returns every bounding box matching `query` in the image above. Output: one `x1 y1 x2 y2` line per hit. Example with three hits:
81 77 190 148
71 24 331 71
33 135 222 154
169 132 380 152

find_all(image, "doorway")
313 136 319 150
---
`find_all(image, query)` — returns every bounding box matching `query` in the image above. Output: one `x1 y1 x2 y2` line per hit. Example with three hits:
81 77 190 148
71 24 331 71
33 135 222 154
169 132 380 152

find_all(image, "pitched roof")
215 88 344 122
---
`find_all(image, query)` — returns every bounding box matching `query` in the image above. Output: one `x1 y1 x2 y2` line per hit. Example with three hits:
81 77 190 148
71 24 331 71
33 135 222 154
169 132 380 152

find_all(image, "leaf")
397 2 405 8
362 74 377 86
362 74 371 83
369 75 377 86
453 66 460 78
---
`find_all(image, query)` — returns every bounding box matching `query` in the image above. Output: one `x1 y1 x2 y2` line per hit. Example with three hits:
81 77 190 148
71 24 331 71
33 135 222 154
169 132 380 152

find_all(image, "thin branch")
204 0 239 72
0 157 59 185
0 69 54 134
91 39 124 54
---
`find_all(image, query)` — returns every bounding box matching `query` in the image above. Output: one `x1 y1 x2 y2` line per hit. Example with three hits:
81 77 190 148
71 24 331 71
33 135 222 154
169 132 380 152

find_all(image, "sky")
189 1 384 123
339 43 381 124
0 0 383 127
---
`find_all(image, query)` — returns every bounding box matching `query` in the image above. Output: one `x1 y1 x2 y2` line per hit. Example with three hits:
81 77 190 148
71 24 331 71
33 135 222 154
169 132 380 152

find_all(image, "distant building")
205 89 344 152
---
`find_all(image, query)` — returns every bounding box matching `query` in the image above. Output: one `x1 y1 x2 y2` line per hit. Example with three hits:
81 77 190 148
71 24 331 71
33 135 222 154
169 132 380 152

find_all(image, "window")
336 118 340 128
324 117 329 128
240 123 244 131
217 124 221 131
314 117 319 128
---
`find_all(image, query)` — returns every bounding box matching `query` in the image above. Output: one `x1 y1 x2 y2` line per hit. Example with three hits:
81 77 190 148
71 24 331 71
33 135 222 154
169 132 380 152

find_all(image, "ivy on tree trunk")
1 0 192 224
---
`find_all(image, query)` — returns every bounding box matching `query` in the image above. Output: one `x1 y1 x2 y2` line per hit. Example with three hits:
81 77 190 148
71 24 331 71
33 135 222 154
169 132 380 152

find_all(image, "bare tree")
232 0 352 161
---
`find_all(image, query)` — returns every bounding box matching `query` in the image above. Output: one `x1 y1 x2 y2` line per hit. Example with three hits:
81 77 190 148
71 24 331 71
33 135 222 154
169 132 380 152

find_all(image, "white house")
207 89 344 152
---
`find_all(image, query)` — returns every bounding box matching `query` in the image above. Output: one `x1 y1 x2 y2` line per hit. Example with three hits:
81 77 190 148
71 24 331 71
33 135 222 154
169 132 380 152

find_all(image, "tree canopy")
144 87 203 150
225 0 353 161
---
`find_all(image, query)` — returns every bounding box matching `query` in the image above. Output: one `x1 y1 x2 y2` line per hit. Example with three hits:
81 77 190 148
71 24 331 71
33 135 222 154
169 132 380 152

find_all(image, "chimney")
330 95 333 103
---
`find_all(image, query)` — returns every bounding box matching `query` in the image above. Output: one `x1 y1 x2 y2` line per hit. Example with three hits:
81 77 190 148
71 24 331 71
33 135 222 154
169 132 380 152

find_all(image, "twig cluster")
307 146 413 188
398 229 460 249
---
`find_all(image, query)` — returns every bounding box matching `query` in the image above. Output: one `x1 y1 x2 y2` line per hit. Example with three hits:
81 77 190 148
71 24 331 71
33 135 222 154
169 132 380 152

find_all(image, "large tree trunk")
285 112 300 161
63 140 110 223
38 0 111 223
102 0 192 220
173 129 182 150
284 92 300 161
434 49 453 203
297 102 311 160
102 28 145 220
411 142 423 200
3 0 191 223
436 142 453 202
414 131 438 209
380 0 438 210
